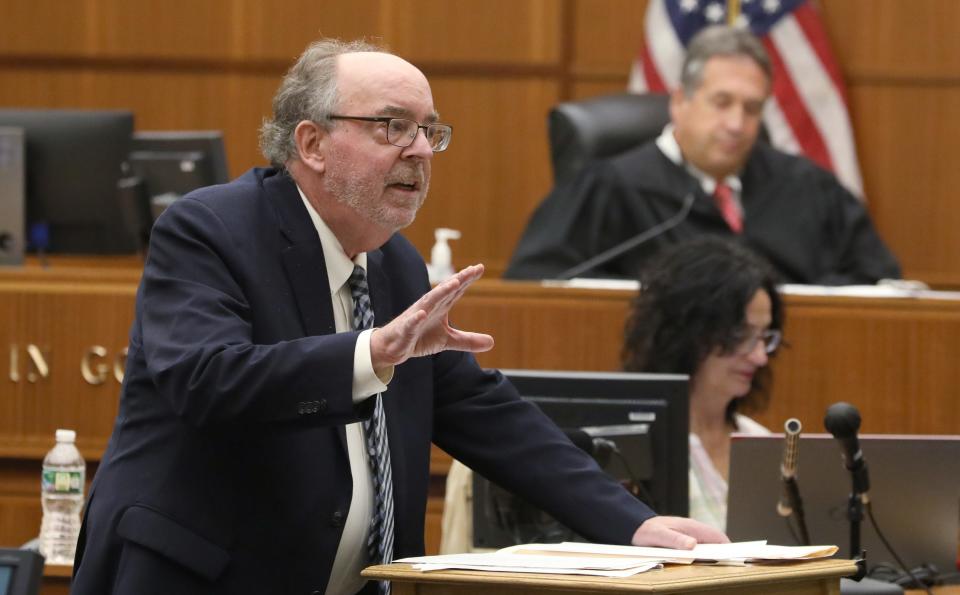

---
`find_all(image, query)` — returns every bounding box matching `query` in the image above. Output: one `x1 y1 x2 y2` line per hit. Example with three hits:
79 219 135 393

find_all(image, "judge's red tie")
713 182 743 234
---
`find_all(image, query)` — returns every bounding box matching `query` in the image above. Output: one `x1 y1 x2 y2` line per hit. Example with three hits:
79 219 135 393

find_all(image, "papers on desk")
541 278 640 291
396 541 839 577
502 541 838 564
394 552 661 578
779 283 960 300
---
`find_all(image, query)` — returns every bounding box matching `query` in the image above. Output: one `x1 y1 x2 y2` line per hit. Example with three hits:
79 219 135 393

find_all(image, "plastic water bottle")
39 429 85 565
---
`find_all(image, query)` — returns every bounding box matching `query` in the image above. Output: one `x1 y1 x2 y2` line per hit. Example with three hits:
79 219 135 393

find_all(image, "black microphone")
556 191 697 280
824 402 870 498
776 418 801 516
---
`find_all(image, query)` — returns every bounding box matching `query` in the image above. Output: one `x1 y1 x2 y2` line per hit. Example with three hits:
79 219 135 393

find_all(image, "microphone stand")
781 477 810 546
556 192 697 280
846 465 870 564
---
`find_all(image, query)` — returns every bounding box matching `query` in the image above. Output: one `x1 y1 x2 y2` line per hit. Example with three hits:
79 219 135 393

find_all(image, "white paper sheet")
395 552 661 577
501 541 838 562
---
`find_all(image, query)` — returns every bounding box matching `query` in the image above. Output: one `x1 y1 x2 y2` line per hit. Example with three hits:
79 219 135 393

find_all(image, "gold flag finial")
727 0 741 26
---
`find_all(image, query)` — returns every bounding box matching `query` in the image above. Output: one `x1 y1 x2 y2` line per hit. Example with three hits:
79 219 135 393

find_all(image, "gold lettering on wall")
25 344 50 383
113 346 128 384
9 343 127 385
81 346 109 385
9 344 19 382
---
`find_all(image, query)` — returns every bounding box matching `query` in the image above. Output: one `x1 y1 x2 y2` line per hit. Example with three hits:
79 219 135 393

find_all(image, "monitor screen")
472 369 689 548
127 130 229 220
0 108 135 254
727 434 960 572
0 549 43 595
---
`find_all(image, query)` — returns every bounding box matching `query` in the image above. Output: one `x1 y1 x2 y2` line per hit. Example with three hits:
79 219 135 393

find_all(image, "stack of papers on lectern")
396 541 838 577
395 552 661 578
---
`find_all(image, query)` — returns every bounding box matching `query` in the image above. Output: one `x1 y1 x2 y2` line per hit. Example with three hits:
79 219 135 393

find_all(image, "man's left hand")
369 264 494 374
631 516 730 550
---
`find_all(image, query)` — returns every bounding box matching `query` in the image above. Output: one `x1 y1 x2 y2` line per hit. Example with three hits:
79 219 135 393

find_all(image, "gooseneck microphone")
776 418 810 545
824 401 870 499
556 191 697 280
776 418 801 515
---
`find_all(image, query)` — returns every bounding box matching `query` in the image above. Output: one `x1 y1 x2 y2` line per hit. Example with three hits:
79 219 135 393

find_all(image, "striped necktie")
713 182 743 234
347 265 394 594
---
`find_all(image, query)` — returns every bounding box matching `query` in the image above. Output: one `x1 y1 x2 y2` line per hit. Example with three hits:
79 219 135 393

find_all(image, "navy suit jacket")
71 168 654 595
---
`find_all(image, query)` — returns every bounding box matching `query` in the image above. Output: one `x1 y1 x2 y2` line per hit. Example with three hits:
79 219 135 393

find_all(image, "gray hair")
259 38 387 167
680 26 771 96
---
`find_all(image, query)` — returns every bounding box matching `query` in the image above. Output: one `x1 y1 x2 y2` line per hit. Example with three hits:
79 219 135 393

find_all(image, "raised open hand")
369 264 494 373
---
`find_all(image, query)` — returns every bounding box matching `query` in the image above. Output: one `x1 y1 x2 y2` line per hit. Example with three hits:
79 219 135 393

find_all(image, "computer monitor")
0 108 135 254
127 130 229 220
0 549 43 595
727 434 960 573
472 369 689 548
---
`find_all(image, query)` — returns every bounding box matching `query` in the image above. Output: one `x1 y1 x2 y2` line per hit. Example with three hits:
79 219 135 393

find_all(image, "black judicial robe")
504 141 901 285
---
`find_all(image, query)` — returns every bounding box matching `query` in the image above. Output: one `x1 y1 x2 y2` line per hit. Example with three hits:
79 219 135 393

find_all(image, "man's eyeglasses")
328 115 453 152
732 328 782 355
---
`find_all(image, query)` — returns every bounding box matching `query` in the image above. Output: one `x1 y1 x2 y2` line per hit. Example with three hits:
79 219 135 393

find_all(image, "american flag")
629 0 863 196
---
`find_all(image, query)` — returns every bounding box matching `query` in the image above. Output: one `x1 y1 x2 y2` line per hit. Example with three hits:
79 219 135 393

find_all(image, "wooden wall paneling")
0 0 387 61
404 78 560 275
386 0 562 65
571 0 647 80
231 0 387 61
820 0 960 81
820 0 960 287
849 84 960 286
0 2 92 56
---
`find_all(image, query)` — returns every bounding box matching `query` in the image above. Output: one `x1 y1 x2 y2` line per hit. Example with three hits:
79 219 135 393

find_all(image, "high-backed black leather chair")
547 92 671 185
547 91 769 185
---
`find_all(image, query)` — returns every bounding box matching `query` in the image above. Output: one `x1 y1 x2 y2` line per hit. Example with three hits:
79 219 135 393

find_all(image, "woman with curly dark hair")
623 236 784 531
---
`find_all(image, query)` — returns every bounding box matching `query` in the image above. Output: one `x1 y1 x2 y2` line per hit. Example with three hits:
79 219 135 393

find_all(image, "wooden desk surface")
364 558 859 594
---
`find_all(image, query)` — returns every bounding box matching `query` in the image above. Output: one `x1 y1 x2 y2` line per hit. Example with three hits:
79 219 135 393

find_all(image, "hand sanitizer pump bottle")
427 228 461 284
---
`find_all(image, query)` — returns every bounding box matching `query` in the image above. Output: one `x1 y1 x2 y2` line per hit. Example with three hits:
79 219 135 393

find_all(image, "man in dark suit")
71 39 725 595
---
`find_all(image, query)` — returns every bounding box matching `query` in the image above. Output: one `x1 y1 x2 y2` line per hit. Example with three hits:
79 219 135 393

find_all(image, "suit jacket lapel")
268 173 346 449
269 173 337 338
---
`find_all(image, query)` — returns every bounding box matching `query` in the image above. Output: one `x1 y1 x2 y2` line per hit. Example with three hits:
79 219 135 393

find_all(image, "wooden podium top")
363 558 858 594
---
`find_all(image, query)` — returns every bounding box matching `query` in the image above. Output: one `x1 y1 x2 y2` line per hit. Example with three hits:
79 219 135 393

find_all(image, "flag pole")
727 0 741 25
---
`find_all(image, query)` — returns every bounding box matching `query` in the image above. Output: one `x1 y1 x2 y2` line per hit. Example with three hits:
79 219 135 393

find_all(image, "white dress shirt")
655 124 744 219
296 187 393 595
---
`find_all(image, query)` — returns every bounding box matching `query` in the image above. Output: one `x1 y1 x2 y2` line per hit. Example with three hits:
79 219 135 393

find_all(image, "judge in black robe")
503 140 900 285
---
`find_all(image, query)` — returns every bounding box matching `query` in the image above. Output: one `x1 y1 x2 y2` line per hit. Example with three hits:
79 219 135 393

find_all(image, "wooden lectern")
363 558 858 594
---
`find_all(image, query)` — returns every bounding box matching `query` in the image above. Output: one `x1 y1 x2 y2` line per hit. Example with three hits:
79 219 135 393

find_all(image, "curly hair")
622 237 784 427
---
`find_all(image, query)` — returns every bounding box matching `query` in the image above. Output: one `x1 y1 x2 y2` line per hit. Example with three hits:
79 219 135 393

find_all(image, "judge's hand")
370 264 494 374
631 516 730 550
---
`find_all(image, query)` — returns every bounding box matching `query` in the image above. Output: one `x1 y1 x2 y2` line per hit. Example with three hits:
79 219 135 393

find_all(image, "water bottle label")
42 468 84 495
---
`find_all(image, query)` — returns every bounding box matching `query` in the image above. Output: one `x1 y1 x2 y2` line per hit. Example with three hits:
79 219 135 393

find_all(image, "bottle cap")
55 429 76 443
